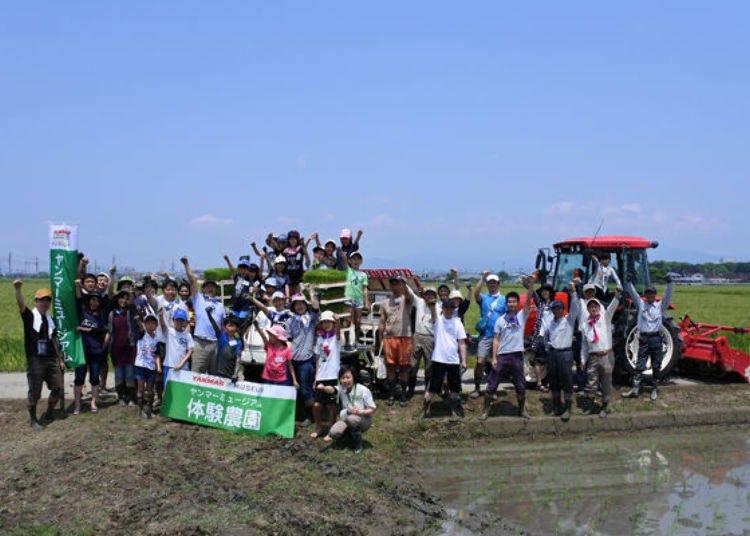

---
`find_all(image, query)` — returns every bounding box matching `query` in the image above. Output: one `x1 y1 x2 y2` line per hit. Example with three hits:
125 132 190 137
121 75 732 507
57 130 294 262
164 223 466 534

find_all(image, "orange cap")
34 288 53 300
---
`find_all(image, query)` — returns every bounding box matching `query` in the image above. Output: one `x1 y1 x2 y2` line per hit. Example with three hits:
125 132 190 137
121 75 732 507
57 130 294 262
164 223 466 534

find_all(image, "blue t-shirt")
479 293 507 338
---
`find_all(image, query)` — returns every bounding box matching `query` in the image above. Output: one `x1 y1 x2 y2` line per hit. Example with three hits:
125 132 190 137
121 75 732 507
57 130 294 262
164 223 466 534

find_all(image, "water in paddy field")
417 426 750 535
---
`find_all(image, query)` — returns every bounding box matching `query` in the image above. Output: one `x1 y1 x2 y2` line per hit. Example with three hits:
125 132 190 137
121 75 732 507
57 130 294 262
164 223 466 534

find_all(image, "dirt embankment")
1 382 749 535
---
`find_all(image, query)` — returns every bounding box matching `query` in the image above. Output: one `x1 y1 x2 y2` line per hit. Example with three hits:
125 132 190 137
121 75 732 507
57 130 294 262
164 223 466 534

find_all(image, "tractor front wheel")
624 319 683 379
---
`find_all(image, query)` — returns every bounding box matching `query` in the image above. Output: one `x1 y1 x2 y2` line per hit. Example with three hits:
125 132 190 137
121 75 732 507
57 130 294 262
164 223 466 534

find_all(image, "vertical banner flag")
49 224 85 369
161 370 297 438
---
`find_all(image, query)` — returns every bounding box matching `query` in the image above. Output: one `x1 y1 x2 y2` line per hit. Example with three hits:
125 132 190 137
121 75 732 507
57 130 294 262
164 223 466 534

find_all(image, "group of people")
16 234 673 451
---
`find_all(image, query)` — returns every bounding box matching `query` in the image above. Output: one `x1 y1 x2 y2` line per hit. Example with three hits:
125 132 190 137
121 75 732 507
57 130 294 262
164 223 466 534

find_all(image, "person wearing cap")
449 289 471 324
471 271 507 398
539 282 580 421
344 250 370 347
205 309 243 381
108 288 140 406
405 285 438 399
421 298 468 419
223 254 262 329
181 256 226 375
622 276 674 401
479 279 535 420
579 288 621 417
530 283 556 393
572 282 598 394
335 228 363 270
134 313 161 418
282 230 307 291
158 306 194 390
13 279 64 430
252 290 292 327
378 274 415 406
311 310 341 438
74 291 109 415
256 323 298 389
285 288 321 425
268 255 291 298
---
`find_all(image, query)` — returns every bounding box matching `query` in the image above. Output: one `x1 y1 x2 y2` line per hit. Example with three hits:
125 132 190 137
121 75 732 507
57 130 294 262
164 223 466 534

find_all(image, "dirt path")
1 375 749 535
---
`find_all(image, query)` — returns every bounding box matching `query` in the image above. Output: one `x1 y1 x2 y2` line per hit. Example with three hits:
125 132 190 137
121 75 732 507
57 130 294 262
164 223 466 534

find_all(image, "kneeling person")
421 299 467 418
321 366 377 454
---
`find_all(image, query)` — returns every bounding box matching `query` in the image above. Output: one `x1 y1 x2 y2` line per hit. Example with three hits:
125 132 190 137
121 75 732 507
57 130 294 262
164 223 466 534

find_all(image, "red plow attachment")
679 316 750 382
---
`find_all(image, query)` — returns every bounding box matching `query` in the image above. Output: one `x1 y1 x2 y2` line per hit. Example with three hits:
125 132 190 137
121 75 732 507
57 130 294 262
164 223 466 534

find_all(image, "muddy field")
1 383 750 535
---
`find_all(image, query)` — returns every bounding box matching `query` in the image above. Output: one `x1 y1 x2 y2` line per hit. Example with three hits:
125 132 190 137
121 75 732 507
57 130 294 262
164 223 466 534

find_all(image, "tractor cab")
536 236 658 295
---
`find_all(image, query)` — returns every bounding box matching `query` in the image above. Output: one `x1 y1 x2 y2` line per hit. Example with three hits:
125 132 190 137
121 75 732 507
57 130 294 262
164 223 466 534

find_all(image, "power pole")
8 251 11 274
35 257 39 274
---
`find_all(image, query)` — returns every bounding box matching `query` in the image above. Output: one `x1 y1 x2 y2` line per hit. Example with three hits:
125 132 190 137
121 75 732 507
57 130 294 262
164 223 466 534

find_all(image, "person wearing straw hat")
286 289 320 425
14 279 64 430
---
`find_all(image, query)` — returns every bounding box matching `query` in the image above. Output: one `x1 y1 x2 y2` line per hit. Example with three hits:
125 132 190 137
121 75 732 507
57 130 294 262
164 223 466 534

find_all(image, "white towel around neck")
32 308 55 338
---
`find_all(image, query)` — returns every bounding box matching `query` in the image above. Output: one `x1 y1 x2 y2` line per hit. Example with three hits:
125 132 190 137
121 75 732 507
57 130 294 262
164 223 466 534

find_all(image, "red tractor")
534 236 683 381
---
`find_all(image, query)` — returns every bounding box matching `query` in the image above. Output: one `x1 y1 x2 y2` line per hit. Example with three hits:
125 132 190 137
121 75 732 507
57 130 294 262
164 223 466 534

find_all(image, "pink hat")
265 324 288 342
340 228 352 239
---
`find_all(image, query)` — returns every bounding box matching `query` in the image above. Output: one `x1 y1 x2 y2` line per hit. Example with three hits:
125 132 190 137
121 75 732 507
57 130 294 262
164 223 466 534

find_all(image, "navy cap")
550 300 565 309
441 298 456 309
645 286 657 294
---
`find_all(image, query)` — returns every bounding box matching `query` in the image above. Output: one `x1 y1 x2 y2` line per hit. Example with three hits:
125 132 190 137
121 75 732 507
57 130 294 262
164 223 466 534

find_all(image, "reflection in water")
417 427 750 535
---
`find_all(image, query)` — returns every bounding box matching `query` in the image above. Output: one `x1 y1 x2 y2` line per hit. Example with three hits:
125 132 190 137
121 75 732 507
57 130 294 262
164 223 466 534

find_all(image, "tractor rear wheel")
624 318 683 379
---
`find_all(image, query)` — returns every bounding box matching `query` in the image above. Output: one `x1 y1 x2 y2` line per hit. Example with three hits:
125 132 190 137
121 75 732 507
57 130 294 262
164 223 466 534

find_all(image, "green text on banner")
49 224 84 369
161 370 297 438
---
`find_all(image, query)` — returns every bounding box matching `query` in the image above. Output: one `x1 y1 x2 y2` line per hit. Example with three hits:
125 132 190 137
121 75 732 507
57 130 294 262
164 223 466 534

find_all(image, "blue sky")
1 1 747 273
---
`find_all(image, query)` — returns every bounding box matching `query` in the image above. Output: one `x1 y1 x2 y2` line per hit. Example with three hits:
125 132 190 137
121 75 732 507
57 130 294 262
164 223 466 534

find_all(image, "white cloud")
620 203 642 213
370 213 396 226
545 201 576 215
190 214 233 227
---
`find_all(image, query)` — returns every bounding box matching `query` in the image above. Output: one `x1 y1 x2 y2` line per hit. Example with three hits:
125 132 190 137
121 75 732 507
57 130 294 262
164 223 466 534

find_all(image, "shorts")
314 379 338 405
114 364 136 384
429 361 462 394
534 346 547 365
345 299 365 310
476 336 494 360
26 356 63 402
74 354 102 386
135 366 157 383
384 337 412 367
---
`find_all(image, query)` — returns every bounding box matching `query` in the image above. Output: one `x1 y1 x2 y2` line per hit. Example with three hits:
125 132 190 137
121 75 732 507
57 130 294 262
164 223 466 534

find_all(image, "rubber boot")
622 375 641 398
580 396 594 415
420 396 432 419
650 377 659 401
407 375 417 399
518 396 531 420
145 392 154 419
138 394 147 418
450 394 464 418
58 392 67 419
560 399 572 422
127 386 137 407
479 395 493 421
41 401 56 424
551 391 563 416
385 380 395 406
599 399 609 418
397 382 408 407
28 406 44 430
350 427 363 454
116 383 126 406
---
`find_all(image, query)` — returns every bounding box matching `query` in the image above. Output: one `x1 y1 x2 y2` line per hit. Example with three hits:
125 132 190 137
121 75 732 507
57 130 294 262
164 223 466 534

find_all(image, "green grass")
1 278 749 371
0 277 48 371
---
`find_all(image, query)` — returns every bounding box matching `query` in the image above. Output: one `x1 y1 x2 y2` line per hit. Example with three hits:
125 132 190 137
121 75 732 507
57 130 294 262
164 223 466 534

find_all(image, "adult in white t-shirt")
420 299 467 418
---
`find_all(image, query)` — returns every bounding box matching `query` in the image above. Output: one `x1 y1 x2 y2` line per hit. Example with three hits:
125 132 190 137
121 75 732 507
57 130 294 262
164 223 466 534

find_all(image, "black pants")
637 331 663 383
547 348 574 398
